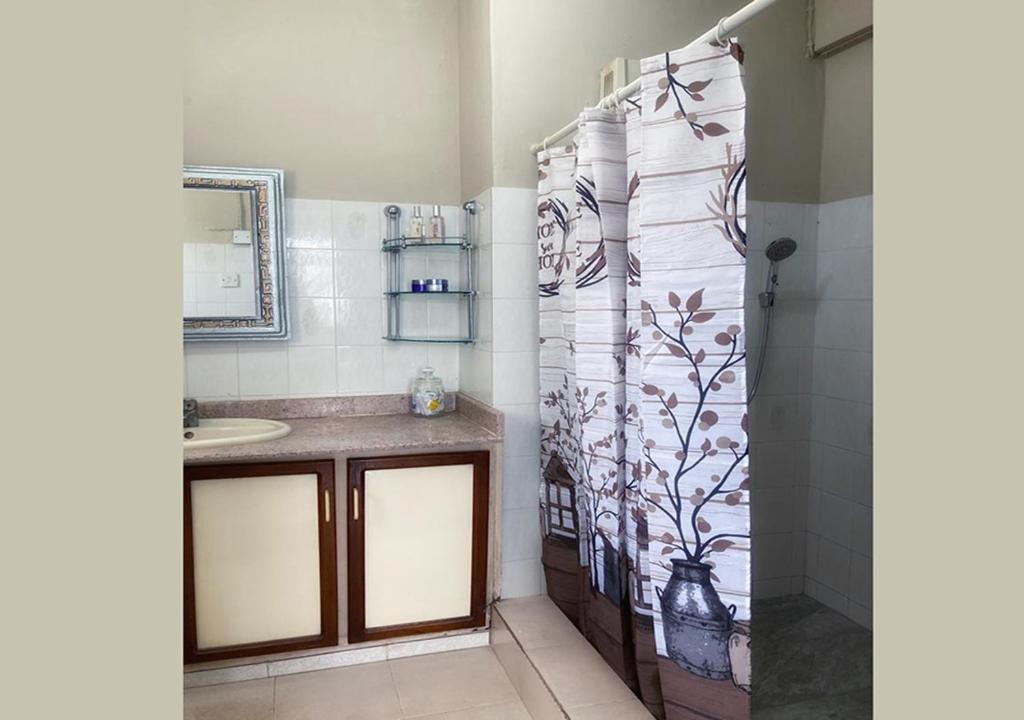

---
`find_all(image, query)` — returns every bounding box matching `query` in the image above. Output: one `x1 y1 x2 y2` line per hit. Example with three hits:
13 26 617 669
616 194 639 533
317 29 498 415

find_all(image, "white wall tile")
501 507 542 562
336 298 383 346
753 532 801 580
286 199 333 249
337 346 383 395
749 441 800 489
186 343 239 399
751 487 794 535
427 344 461 391
501 559 543 599
238 343 289 397
814 582 849 616
817 248 872 301
753 577 793 599
812 347 872 404
492 351 539 406
813 300 871 352
815 538 851 594
287 249 334 298
492 244 537 299
290 297 336 346
381 344 429 393
810 396 871 455
503 451 541 511
335 250 383 298
492 299 538 353
460 345 493 405
499 403 541 458
818 196 871 252
850 502 872 557
848 553 872 608
819 492 853 548
287 346 336 396
332 201 381 250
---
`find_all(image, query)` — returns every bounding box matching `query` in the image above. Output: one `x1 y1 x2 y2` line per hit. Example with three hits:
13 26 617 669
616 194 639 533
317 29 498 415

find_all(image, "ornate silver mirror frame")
183 166 289 341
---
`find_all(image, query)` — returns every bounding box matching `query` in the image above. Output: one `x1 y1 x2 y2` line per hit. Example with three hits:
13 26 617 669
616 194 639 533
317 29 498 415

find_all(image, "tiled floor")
492 596 653 719
184 647 529 720
752 595 872 719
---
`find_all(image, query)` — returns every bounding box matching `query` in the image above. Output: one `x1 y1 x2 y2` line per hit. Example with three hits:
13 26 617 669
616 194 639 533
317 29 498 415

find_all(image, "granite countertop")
184 394 502 465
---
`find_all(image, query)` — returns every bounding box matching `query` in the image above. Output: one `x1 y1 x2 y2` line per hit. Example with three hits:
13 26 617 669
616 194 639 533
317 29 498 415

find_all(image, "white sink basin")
183 418 291 450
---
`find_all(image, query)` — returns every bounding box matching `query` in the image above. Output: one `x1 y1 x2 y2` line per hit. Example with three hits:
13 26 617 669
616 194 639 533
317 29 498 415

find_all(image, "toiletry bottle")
407 205 425 241
429 205 445 242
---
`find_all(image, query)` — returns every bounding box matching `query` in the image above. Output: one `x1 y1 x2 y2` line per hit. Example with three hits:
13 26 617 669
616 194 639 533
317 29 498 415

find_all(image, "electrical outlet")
219 273 241 288
232 230 252 245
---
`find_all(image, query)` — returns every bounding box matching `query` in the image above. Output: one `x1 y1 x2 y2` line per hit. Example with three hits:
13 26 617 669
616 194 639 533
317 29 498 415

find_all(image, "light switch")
220 273 241 288
232 230 252 245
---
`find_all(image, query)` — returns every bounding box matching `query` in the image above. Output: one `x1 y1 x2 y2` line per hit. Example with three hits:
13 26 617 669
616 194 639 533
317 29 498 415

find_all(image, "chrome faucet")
183 398 199 428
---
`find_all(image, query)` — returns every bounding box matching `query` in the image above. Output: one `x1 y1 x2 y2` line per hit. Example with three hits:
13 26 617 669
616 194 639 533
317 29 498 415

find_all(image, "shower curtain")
538 37 750 720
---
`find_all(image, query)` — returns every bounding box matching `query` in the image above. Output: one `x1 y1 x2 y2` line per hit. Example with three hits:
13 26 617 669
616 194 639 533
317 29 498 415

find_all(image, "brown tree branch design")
706 143 747 257
653 51 730 140
635 288 750 563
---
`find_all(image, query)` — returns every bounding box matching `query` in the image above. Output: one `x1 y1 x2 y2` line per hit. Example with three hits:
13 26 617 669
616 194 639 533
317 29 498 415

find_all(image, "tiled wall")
183 200 464 400
460 187 544 599
745 196 873 631
745 201 818 600
804 195 873 628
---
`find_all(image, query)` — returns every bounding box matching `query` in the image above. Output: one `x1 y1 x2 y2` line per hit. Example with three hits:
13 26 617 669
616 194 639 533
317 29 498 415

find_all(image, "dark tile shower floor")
752 595 873 719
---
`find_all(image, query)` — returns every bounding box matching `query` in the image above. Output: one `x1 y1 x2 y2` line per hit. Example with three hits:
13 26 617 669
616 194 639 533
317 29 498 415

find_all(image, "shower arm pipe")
528 0 779 154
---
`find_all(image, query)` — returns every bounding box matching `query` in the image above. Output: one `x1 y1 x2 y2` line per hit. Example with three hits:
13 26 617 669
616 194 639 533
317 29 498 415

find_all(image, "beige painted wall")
185 0 462 204
458 0 493 198
818 39 872 202
479 0 824 203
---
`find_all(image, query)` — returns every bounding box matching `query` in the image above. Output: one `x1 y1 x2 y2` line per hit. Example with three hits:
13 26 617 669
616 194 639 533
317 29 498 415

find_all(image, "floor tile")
566 699 655 719
495 596 583 649
752 595 872 716
753 688 872 720
389 647 518 718
183 678 274 720
437 700 533 719
526 639 635 709
274 661 403 720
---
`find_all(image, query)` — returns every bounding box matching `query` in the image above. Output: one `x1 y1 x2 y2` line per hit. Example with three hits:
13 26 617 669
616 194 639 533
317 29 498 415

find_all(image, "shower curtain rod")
529 0 779 154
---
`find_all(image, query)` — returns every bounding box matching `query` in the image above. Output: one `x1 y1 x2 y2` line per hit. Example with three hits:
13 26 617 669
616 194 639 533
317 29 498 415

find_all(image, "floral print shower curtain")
538 38 751 720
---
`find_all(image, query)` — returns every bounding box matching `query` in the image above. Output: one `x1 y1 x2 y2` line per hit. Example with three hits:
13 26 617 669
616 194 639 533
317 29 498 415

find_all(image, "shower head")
765 237 797 263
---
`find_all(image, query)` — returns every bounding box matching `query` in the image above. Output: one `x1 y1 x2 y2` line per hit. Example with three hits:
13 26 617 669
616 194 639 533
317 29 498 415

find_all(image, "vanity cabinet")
184 460 338 664
347 451 489 643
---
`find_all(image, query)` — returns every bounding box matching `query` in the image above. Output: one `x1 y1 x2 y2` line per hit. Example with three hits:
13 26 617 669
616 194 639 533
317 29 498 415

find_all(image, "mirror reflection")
183 188 258 318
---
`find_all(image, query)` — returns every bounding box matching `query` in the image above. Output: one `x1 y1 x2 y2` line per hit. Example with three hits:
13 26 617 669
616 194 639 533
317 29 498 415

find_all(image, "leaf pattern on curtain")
539 38 750 720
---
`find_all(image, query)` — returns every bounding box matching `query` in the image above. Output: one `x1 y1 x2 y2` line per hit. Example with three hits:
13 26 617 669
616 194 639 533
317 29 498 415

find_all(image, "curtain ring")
715 17 729 44
542 137 549 151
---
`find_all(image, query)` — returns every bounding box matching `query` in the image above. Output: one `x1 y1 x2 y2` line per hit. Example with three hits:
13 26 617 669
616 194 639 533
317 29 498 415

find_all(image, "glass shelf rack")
381 201 477 344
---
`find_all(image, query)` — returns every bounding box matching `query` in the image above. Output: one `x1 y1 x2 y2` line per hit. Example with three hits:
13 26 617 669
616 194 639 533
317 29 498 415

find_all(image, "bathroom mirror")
183 166 289 340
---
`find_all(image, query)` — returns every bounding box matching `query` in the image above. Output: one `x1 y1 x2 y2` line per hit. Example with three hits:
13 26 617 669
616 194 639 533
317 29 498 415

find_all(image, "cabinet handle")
324 489 331 523
353 488 359 520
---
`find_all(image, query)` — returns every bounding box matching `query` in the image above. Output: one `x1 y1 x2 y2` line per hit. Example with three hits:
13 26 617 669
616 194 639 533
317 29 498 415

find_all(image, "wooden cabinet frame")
184 459 338 664
347 451 489 643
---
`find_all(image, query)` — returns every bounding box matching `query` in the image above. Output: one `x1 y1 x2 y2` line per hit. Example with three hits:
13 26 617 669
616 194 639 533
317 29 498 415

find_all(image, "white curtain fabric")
539 37 751 719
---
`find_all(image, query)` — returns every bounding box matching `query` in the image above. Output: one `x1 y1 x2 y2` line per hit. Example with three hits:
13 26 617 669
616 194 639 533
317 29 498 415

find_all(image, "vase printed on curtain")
539 37 751 720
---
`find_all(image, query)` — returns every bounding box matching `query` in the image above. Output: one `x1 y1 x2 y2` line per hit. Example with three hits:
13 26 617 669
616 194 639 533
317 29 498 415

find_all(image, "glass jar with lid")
411 367 446 417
